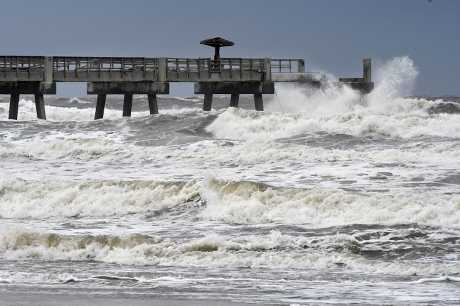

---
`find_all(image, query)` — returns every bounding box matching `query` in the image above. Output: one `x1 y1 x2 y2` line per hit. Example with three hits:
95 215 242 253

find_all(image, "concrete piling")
363 58 372 83
148 94 158 115
203 93 213 111
195 82 274 112
34 93 46 120
230 94 239 107
8 93 20 120
94 94 106 120
123 94 133 117
254 93 264 111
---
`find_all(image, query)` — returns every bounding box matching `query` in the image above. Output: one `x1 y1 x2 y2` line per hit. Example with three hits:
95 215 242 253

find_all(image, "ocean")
0 57 459 305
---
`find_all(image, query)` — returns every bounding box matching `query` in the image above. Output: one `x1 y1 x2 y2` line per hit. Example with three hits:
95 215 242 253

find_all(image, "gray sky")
0 0 458 96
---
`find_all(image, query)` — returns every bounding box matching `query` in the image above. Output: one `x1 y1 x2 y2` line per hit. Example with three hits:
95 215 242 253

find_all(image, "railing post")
42 56 54 104
298 59 305 73
264 58 271 81
175 58 179 79
363 58 371 82
44 56 54 83
158 57 167 82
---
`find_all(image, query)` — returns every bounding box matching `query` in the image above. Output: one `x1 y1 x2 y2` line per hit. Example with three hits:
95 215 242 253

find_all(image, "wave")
0 226 458 277
410 276 460 284
207 57 460 140
207 97 460 140
1 121 459 189
0 179 200 219
0 178 459 228
198 179 460 227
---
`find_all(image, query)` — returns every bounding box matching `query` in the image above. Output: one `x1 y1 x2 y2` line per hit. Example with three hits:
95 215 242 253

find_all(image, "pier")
1 37 373 120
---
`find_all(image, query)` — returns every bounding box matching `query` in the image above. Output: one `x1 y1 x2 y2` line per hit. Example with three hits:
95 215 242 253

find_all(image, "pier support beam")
34 93 46 120
88 82 169 119
203 93 213 111
2 82 55 120
148 94 158 115
254 94 264 111
195 82 274 111
230 94 239 107
123 94 133 117
8 93 19 120
94 94 106 120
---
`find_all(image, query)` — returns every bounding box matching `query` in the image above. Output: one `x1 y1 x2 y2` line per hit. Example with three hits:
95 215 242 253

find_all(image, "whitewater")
0 57 459 305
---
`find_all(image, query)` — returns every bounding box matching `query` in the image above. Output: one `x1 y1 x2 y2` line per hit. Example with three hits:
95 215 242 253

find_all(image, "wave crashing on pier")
0 57 459 305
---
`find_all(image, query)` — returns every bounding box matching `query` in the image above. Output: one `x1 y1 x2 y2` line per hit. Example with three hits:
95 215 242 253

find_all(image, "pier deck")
0 55 372 119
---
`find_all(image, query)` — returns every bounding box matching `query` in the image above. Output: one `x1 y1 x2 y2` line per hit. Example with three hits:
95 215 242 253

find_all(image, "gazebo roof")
200 37 234 47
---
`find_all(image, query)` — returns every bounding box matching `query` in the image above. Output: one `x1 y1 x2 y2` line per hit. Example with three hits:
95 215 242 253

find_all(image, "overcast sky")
0 0 458 96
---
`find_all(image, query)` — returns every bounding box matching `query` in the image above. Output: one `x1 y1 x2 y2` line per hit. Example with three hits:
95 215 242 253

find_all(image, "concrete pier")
195 81 274 111
88 82 169 119
123 94 133 117
148 94 158 115
94 94 106 120
34 93 46 119
8 93 19 120
203 94 213 111
1 81 55 120
230 94 239 107
254 94 264 111
0 41 373 119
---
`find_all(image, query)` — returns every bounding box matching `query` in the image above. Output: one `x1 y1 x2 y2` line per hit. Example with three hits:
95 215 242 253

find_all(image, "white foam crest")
0 179 199 219
0 270 85 284
198 179 460 228
410 276 460 284
1 176 459 226
0 112 197 163
207 57 460 140
0 130 127 161
268 79 360 115
170 96 202 102
0 227 458 277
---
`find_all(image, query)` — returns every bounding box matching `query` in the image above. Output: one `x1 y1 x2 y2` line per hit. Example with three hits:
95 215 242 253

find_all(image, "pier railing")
0 56 46 81
166 58 268 81
53 57 160 82
0 56 308 82
271 59 305 73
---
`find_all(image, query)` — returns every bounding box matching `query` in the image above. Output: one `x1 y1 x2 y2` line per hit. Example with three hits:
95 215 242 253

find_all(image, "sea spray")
207 57 460 139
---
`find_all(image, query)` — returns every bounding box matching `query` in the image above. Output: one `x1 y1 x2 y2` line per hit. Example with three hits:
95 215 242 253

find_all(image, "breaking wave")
207 57 460 140
0 225 458 277
0 178 459 228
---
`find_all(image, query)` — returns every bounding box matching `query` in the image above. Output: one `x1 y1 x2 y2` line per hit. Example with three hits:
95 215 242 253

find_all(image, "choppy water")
0 57 459 305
